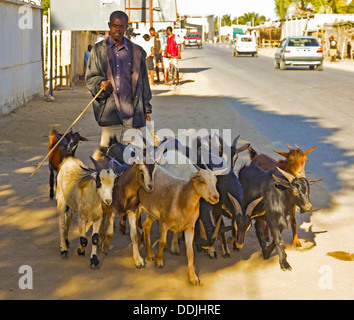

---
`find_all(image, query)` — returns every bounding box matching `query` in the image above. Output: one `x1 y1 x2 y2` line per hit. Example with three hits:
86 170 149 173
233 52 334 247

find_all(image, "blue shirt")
84 50 90 66
107 36 134 119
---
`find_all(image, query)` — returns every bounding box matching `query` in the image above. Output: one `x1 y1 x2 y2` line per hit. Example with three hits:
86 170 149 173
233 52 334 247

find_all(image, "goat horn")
246 197 263 216
232 135 240 149
212 216 223 240
309 177 324 185
304 145 317 155
213 167 228 176
89 156 104 172
287 144 295 151
198 219 208 241
227 193 242 215
276 167 295 183
222 205 233 218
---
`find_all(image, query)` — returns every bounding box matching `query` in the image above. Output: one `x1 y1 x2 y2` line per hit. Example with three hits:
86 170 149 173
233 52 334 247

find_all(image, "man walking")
163 26 179 85
149 27 164 83
85 10 152 155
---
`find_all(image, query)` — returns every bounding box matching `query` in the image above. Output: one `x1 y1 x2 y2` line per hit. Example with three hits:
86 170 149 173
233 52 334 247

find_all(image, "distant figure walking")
329 36 337 62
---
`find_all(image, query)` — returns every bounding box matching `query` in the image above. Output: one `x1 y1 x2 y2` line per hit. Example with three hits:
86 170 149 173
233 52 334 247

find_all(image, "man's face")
108 16 128 43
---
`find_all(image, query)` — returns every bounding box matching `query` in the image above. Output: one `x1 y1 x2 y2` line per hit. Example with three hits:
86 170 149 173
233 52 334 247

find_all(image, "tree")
274 0 293 19
232 12 266 26
311 0 349 13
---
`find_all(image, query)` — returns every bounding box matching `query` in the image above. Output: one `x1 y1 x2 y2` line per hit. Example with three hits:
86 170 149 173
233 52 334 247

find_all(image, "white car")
232 35 258 57
274 36 324 71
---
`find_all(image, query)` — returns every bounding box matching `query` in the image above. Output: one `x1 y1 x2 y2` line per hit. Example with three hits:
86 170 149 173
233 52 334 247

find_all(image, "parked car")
274 36 324 71
184 32 202 49
232 35 258 57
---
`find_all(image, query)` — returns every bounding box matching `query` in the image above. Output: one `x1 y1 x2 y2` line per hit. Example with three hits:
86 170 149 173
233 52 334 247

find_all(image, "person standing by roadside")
329 36 338 62
149 27 164 83
142 34 155 86
163 26 179 85
85 10 152 156
347 42 352 59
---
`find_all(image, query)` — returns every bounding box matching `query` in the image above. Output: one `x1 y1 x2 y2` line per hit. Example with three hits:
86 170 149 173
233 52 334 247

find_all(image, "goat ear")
246 197 263 216
198 219 208 241
304 145 317 155
272 174 290 188
222 204 233 218
273 150 289 159
309 177 324 185
80 135 89 142
251 210 266 219
236 143 251 154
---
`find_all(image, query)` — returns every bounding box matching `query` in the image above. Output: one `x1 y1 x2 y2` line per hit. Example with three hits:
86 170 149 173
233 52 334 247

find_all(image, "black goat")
239 163 322 271
194 136 263 258
48 129 88 199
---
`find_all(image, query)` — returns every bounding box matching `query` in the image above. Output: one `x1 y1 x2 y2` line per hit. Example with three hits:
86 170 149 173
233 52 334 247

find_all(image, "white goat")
56 156 117 269
138 165 226 285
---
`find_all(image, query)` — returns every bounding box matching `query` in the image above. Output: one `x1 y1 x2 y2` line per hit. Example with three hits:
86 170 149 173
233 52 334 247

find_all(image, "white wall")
0 0 44 116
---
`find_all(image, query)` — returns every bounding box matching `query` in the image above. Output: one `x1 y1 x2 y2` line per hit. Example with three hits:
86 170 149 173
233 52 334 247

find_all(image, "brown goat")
248 144 317 247
48 129 88 199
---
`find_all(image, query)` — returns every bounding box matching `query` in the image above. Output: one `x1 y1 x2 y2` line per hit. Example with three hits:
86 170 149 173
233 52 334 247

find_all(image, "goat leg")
128 211 145 269
291 206 301 247
171 232 180 255
90 216 103 270
255 219 268 259
58 200 69 258
118 216 127 234
143 216 155 261
184 226 200 286
49 168 55 199
155 223 168 269
102 212 115 255
272 230 292 271
77 215 87 257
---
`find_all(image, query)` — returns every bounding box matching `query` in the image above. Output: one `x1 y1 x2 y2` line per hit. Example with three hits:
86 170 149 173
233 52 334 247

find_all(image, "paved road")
179 44 354 197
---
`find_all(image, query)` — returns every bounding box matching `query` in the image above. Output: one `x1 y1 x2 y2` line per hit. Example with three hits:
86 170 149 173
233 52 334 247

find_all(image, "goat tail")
248 146 258 160
152 239 160 249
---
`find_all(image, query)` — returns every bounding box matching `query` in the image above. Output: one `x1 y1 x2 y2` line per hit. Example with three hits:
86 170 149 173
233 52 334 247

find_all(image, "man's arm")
85 45 112 98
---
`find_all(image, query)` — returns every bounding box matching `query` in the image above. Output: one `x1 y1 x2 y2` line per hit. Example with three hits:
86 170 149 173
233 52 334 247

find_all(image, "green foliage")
42 0 50 16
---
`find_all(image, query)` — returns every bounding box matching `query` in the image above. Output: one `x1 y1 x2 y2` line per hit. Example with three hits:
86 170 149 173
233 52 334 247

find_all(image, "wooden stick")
29 88 104 179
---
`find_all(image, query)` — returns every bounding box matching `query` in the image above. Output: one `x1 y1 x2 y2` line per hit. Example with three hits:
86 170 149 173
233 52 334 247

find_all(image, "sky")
176 0 278 20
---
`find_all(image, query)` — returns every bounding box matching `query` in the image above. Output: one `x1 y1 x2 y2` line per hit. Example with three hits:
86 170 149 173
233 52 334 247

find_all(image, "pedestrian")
329 36 337 62
85 10 152 156
84 44 92 68
347 41 352 59
163 26 180 85
142 34 155 86
149 27 164 83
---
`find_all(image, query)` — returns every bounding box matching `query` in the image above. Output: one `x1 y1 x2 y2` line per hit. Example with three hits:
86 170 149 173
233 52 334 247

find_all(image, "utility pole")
149 0 153 28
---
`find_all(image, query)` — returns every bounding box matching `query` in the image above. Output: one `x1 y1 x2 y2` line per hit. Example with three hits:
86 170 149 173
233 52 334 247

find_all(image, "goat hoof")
280 261 292 271
90 255 100 269
189 276 200 286
77 248 85 256
223 253 231 258
61 250 68 258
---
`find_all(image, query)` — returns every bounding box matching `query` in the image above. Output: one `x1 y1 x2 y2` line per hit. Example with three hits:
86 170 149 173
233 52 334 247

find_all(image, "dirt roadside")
0 49 353 300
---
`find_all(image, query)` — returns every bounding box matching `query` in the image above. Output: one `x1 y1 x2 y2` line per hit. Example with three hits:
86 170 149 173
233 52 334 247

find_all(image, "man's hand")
145 113 151 121
100 80 112 90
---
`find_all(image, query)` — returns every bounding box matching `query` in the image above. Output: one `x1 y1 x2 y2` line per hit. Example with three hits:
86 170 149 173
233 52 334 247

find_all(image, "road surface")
0 44 353 300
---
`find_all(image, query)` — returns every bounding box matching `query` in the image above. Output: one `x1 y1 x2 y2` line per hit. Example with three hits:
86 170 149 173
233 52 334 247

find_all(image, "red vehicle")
183 32 202 49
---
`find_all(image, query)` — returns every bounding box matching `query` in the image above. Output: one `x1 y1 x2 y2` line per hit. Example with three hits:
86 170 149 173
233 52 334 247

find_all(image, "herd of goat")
48 128 323 285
